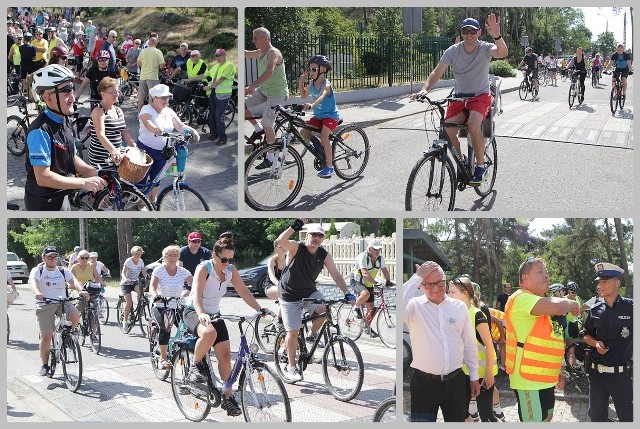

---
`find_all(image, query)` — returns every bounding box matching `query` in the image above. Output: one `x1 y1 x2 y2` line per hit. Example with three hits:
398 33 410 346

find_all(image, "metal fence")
246 34 453 94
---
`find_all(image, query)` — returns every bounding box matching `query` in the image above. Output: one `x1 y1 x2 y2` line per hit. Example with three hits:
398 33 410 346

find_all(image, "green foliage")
161 12 190 26
379 219 395 237
327 222 339 238
359 50 384 75
594 31 617 57
490 59 516 77
315 8 358 38
208 32 237 50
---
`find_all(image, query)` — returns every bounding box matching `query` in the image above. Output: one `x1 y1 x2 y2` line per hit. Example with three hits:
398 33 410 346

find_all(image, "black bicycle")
518 69 539 100
610 71 629 114
373 396 396 422
116 280 151 336
79 282 103 354
7 95 38 156
405 88 500 211
273 297 365 402
568 69 586 108
245 104 370 210
173 81 235 132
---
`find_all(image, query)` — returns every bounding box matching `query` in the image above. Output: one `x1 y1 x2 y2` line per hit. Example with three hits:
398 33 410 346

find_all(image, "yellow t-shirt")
507 292 559 390
32 38 48 62
71 263 95 284
138 47 165 81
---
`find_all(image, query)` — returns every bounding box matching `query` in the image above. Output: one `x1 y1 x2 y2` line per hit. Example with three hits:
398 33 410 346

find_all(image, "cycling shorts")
445 92 493 121
513 387 555 422
525 68 539 80
120 280 141 294
182 308 229 346
305 116 340 131
350 279 375 302
613 68 629 79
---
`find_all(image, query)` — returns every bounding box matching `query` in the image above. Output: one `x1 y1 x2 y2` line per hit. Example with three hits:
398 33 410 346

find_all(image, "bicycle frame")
275 106 328 161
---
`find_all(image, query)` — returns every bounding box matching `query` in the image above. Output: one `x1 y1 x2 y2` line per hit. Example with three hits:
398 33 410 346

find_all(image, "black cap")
42 246 59 256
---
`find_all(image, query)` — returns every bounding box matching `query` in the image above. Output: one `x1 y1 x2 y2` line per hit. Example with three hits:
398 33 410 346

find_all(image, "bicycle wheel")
245 144 304 211
518 81 528 100
7 115 27 156
150 325 170 380
474 137 498 198
97 295 109 325
48 340 58 378
335 303 363 341
376 307 396 349
139 303 149 337
373 396 396 422
273 330 304 384
89 310 101 354
531 82 539 99
93 184 155 211
171 347 211 421
61 334 83 392
405 153 456 211
592 73 598 88
79 314 88 346
224 99 235 129
254 312 279 353
156 183 209 211
619 87 625 109
610 86 619 114
332 125 370 180
240 362 292 422
322 336 364 402
568 83 577 108
116 297 133 334
176 102 193 126
402 339 412 372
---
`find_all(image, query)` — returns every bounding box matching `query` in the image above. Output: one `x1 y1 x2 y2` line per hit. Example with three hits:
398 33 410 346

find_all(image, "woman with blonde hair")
120 245 145 331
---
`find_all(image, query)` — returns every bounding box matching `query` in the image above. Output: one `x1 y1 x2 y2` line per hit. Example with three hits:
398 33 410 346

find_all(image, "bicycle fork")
268 134 292 179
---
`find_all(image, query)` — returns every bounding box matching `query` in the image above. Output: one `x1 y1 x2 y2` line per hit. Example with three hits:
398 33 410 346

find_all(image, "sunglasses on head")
461 28 479 35
217 255 234 264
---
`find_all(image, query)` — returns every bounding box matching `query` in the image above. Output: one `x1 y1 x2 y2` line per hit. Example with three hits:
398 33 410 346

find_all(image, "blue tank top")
310 79 340 120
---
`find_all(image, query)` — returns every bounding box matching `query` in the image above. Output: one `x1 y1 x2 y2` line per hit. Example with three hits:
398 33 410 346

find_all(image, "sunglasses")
309 232 324 238
53 83 75 94
308 67 320 72
98 58 109 61
190 239 201 243
217 255 234 264
59 56 68 60
461 28 479 35
158 95 172 100
79 256 89 260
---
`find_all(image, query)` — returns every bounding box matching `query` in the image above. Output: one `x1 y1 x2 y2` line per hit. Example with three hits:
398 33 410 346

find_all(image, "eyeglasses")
52 83 75 95
44 255 58 260
79 256 89 260
461 28 479 35
309 233 324 238
158 96 172 100
104 90 120 96
308 67 320 72
217 255 235 264
421 280 447 289
215 54 223 57
59 56 68 60
134 42 140 45
190 240 201 243
165 253 179 258
98 58 109 62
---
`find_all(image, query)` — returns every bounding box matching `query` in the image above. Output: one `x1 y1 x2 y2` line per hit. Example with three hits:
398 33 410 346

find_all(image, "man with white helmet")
25 64 106 210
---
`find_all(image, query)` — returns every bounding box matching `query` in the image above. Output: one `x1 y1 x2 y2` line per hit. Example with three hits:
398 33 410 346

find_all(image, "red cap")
188 232 202 241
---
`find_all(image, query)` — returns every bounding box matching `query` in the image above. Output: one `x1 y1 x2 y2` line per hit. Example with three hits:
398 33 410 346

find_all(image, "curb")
8 377 75 422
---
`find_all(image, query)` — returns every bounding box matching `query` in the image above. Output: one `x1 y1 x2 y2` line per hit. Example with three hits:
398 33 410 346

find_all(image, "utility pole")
79 218 89 249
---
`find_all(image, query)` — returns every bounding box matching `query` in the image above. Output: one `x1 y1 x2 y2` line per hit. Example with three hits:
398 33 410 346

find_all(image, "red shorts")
445 92 493 121
306 116 341 131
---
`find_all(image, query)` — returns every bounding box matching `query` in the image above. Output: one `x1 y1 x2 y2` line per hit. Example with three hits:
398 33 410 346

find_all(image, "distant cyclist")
568 47 587 103
518 47 539 98
120 245 145 331
606 44 633 101
350 238 394 323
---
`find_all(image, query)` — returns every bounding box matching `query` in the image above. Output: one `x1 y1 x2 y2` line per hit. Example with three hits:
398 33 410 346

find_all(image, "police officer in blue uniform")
582 262 632 422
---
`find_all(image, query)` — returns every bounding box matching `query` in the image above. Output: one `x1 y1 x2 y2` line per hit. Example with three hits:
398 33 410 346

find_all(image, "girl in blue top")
298 55 341 178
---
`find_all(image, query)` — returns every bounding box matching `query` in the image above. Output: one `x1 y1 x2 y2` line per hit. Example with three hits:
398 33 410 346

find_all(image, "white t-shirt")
95 261 106 274
122 257 145 282
68 252 79 266
151 265 191 309
138 104 179 150
29 265 75 306
187 260 234 315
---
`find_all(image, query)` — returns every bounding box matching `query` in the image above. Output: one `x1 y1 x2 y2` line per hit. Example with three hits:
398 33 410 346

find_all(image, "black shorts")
24 191 67 211
182 308 229 346
526 68 539 80
513 387 555 422
120 280 142 294
75 55 84 72
614 68 629 78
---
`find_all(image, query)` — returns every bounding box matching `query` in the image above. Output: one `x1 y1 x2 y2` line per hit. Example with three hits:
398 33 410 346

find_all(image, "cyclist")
298 55 341 178
168 48 207 85
76 50 119 103
30 246 89 376
245 27 289 168
568 47 587 103
591 54 602 82
136 35 164 112
149 245 192 370
548 54 557 86
70 249 101 313
18 32 36 93
169 42 190 74
179 231 212 290
350 238 393 324
274 219 355 381
265 240 287 301
518 47 539 99
120 245 145 331
8 33 22 76
448 277 497 422
204 48 236 145
99 30 117 75
68 245 81 267
412 14 507 186
25 64 107 211
45 26 67 60
606 44 633 101
182 231 266 417
32 28 48 69
88 252 111 284
47 45 69 66
548 282 568 395
70 31 86 80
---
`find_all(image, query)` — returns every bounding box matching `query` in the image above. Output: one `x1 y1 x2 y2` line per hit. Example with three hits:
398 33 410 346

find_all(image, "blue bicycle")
170 314 292 422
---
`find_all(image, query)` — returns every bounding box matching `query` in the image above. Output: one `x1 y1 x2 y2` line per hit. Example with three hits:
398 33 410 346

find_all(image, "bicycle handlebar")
42 296 84 304
301 297 350 306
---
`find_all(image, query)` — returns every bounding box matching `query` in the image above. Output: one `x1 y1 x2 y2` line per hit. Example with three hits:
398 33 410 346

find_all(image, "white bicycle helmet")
549 283 565 294
33 64 75 93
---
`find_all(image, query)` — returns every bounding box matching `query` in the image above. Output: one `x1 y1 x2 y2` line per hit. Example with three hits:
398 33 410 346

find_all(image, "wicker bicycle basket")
118 148 153 183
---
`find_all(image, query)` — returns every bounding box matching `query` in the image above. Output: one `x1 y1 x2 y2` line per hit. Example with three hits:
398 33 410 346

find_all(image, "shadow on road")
291 176 364 210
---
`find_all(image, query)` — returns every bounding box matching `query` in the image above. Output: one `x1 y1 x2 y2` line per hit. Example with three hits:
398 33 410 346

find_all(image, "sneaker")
555 389 565 398
122 320 129 331
188 363 207 384
255 158 273 170
216 140 227 146
38 364 49 376
469 165 487 186
493 410 506 422
222 395 242 417
354 307 363 319
317 166 334 178
287 366 302 382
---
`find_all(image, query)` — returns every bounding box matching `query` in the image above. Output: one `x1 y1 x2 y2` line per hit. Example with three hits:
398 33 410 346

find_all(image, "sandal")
160 359 172 369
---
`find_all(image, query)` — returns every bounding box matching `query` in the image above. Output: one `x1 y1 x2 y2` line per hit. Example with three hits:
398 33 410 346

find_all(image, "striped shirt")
88 105 126 168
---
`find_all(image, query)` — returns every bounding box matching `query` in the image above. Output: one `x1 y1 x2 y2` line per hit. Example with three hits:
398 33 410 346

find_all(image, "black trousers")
588 370 633 422
464 374 496 421
410 368 467 422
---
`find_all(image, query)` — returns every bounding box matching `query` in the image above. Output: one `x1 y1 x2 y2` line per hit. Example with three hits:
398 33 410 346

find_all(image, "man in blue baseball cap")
582 261 632 422
412 13 507 186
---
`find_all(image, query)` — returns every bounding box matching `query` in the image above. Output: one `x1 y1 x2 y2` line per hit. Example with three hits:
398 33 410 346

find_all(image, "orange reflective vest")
504 289 565 383
489 308 504 342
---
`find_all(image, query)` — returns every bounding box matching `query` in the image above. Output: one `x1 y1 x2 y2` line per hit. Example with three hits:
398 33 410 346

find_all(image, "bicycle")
78 281 102 354
405 79 501 211
42 297 83 392
7 71 22 106
591 68 600 88
171 314 292 422
273 297 365 402
402 336 412 373
610 71 627 114
116 280 151 336
173 82 235 132
7 95 38 156
560 67 569 82
518 70 539 100
373 396 396 422
245 104 370 210
336 282 396 348
539 65 549 87
568 69 585 108
70 99 99 161
251 309 281 354
96 274 110 325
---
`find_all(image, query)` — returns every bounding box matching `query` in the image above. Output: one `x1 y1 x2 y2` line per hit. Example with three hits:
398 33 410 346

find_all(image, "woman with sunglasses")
70 249 101 313
47 45 68 65
76 49 118 107
182 231 265 417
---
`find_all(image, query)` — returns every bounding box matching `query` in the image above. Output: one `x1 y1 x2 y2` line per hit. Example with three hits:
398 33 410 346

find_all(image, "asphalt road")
6 284 395 422
244 75 633 212
6 94 238 211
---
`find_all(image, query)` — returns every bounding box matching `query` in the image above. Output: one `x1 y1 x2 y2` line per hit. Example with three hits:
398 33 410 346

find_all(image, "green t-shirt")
566 296 583 322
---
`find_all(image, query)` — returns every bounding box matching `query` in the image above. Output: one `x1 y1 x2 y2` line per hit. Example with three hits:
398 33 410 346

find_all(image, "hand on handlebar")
82 175 107 192
344 293 356 303
410 90 427 100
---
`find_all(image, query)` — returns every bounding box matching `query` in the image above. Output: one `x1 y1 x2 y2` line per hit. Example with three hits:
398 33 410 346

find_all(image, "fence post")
387 38 393 87
320 34 328 56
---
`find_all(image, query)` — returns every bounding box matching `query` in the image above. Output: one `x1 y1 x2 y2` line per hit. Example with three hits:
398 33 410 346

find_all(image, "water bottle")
176 145 188 172
166 162 178 177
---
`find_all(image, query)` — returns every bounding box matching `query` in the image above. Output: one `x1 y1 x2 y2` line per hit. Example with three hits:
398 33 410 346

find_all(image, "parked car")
7 252 29 283
238 256 271 297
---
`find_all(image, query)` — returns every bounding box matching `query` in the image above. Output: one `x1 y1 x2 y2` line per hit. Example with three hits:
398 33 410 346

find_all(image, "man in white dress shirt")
404 260 481 421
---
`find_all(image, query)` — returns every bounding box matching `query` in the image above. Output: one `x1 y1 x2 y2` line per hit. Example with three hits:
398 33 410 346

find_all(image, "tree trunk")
613 218 632 298
454 220 464 274
603 218 614 261
116 218 134 279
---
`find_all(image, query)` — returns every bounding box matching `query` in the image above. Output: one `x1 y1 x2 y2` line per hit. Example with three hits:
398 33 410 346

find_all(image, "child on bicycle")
298 55 341 178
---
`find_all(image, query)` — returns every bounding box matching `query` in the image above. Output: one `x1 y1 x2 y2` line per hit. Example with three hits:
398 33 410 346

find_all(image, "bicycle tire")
7 115 27 156
518 81 528 100
176 102 193 126
332 125 370 180
474 136 498 198
171 347 211 422
116 297 133 334
619 86 625 109
563 343 587 375
224 99 235 129
48 335 59 378
97 295 109 325
254 311 279 353
61 333 83 392
273 330 304 384
402 339 412 372
240 362 292 422
592 74 598 88
150 324 170 380
156 183 210 211
89 310 101 354
373 396 396 422
139 302 148 337
335 303 363 341
561 71 568 82
322 336 364 402
245 144 304 211
610 86 619 114
405 153 456 211
79 313 88 346
531 82 539 99
568 83 577 108
376 307 396 349
93 183 155 211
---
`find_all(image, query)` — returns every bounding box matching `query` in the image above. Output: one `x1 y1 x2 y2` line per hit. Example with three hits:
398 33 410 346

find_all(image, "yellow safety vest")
11 44 21 65
46 37 58 60
186 58 206 80
489 308 504 342
205 60 234 96
463 306 498 379
504 290 565 384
